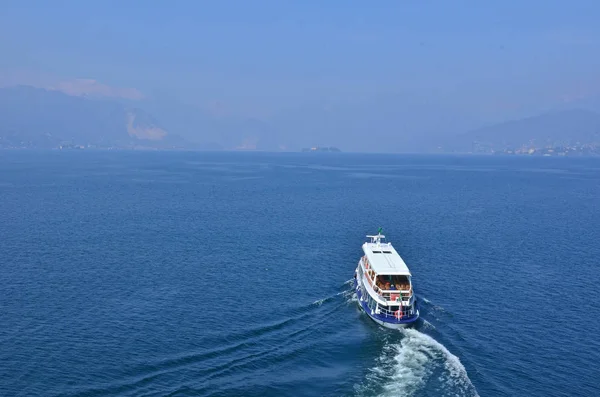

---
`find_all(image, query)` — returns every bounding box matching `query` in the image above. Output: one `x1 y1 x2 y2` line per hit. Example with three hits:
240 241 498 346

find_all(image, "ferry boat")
354 229 419 328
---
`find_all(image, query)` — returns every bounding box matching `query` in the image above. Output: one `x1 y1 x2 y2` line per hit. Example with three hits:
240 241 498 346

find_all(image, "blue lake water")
1 151 599 396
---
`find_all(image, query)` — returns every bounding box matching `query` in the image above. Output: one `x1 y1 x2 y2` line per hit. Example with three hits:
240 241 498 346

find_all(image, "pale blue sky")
1 0 600 145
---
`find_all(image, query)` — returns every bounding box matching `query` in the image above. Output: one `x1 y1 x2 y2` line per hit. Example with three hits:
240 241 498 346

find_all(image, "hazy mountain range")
0 86 185 149
446 108 600 153
1 85 600 152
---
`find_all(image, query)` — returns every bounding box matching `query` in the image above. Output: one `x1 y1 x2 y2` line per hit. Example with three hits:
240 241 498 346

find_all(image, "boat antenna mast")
367 227 385 245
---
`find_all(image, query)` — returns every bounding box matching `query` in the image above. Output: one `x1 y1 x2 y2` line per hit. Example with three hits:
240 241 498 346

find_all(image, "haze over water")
1 152 599 396
3 2 600 151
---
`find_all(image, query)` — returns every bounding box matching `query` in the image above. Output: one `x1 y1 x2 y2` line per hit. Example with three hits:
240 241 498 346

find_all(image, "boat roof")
362 234 411 276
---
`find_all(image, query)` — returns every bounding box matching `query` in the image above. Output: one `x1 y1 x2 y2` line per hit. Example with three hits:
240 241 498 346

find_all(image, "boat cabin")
360 233 414 306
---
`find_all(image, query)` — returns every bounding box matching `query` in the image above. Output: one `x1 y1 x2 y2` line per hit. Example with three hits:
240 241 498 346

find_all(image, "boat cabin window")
375 275 411 290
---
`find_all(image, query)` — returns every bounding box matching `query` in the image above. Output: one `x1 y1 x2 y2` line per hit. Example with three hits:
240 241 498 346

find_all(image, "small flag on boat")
378 227 383 234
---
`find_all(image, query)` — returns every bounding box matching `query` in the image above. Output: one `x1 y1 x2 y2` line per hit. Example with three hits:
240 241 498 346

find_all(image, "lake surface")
1 151 599 396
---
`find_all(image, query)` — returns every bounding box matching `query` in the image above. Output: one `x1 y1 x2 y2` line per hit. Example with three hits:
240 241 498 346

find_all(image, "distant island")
301 146 341 152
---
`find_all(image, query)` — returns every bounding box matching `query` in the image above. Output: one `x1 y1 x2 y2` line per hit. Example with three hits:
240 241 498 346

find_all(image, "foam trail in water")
357 329 478 397
419 296 450 317
421 319 436 330
313 290 353 306
346 291 358 303
313 279 356 306
312 297 328 306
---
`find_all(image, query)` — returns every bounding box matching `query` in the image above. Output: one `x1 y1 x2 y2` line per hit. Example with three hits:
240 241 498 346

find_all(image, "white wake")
357 329 478 397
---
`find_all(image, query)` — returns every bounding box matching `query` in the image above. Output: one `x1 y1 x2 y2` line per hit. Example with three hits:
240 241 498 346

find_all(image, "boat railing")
375 304 415 319
378 289 412 303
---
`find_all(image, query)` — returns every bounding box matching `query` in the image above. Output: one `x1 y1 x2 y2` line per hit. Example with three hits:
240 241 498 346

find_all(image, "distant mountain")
269 93 476 153
142 92 474 153
136 98 284 151
9 85 600 154
0 86 186 149
444 109 600 153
